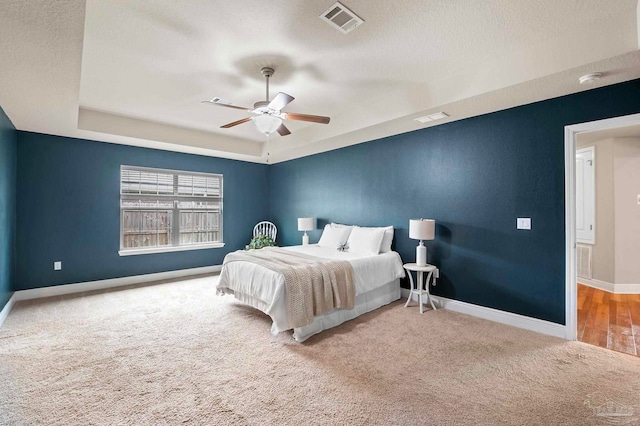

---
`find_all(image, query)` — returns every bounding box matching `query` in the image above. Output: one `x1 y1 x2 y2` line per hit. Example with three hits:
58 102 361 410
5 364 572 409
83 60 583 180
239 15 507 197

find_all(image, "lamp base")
416 242 427 266
302 233 309 246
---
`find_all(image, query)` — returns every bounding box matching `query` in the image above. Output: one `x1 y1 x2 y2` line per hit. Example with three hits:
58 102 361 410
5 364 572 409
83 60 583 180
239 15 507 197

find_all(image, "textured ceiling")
1 0 639 163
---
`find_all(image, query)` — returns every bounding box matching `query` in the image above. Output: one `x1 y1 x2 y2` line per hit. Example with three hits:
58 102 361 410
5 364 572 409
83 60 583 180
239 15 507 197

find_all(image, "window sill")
119 242 225 256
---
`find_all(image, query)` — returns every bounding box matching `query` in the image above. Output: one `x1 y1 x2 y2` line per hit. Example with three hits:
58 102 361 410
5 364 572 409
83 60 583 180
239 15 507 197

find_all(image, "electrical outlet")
517 218 531 230
637 194 640 205
54 261 62 271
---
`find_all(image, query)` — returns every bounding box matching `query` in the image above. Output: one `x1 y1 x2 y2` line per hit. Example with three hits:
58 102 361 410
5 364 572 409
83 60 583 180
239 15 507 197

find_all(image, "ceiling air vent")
415 112 449 124
320 2 364 34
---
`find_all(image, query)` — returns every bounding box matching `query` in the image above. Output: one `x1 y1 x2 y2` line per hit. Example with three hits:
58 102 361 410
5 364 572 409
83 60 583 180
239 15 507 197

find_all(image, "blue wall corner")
0 105 17 311
269 79 640 325
15 132 270 290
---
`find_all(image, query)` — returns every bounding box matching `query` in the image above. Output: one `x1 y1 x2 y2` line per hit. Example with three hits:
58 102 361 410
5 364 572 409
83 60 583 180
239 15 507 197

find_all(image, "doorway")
565 114 640 350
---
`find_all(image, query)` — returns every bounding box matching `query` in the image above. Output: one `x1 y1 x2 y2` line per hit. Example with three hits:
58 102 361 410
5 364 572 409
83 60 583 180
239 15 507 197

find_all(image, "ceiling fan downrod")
261 67 274 102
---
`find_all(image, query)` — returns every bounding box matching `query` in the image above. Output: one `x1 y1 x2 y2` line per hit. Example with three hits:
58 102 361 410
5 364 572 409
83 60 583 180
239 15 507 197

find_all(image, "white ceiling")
1 0 639 164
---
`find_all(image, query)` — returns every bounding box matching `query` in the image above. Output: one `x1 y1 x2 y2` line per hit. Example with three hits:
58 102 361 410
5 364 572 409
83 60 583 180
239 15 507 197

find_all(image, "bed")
217 225 405 342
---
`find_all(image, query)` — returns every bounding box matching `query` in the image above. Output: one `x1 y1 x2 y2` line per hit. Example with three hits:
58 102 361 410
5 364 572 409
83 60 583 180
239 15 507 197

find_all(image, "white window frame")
119 165 224 256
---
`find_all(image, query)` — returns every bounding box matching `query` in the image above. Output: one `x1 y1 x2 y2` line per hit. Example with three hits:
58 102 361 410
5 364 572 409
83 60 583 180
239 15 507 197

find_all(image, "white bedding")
218 244 405 339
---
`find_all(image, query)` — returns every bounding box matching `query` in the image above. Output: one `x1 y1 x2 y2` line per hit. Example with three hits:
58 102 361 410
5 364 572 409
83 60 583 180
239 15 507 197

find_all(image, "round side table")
403 263 438 314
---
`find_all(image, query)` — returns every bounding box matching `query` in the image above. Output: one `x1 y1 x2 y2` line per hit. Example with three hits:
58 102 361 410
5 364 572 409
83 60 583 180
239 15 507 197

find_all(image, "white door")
576 146 595 244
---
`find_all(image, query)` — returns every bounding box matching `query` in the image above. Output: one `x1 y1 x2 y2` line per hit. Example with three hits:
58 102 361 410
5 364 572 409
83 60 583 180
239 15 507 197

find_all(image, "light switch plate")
54 261 62 271
517 218 531 230
637 194 640 205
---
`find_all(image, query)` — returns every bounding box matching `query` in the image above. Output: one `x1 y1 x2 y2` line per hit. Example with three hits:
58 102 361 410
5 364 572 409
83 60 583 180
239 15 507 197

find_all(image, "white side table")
403 263 438 314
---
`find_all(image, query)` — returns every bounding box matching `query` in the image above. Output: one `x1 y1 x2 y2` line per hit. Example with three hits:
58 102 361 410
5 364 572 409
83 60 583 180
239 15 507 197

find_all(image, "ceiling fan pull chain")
266 138 270 163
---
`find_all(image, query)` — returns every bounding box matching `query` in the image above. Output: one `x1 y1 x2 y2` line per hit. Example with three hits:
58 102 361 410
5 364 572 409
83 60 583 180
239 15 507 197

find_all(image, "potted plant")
247 234 276 250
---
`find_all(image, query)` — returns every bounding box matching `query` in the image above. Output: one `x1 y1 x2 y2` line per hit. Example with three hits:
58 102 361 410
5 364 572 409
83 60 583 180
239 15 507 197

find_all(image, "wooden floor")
578 283 640 357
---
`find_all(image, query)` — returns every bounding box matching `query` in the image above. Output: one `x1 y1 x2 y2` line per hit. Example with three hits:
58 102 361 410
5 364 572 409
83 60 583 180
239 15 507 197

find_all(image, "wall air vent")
320 2 364 34
577 244 592 279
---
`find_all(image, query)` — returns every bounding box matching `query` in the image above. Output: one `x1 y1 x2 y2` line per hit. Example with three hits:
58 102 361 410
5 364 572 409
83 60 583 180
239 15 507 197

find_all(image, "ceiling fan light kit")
252 115 282 136
202 67 330 137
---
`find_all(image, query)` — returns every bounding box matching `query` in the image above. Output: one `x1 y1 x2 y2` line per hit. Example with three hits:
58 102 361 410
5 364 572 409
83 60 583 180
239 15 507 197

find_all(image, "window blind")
120 166 223 252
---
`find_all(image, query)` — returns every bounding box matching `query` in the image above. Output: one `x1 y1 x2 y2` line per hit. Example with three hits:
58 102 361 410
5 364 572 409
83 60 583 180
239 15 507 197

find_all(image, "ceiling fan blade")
268 92 295 111
220 117 252 128
202 98 252 112
283 112 330 124
276 123 291 136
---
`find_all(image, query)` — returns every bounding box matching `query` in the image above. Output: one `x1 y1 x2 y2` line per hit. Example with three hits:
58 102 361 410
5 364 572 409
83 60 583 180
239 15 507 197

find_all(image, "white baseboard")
0 293 17 328
401 289 566 339
578 278 615 293
578 278 640 294
14 265 222 302
614 283 640 294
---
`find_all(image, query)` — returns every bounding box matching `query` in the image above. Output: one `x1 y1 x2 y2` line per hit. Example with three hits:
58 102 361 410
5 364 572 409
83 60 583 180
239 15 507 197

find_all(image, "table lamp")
297 217 316 245
409 219 435 266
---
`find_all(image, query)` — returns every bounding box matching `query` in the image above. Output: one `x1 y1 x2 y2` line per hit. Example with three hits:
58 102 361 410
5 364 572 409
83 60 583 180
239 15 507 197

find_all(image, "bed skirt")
288 278 400 342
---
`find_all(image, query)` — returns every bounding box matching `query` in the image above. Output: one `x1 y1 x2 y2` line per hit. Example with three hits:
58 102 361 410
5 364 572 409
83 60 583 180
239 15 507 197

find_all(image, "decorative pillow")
347 226 386 255
317 224 352 249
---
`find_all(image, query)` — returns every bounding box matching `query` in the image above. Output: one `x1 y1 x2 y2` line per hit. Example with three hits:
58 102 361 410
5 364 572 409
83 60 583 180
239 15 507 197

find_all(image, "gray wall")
614 137 640 284
576 137 614 283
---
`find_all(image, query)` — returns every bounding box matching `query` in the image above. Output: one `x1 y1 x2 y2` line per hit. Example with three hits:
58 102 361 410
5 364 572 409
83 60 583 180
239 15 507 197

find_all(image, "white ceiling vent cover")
320 2 364 34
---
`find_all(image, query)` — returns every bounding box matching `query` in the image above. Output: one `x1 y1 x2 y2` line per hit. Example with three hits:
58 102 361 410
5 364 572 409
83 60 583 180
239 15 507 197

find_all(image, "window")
119 166 223 255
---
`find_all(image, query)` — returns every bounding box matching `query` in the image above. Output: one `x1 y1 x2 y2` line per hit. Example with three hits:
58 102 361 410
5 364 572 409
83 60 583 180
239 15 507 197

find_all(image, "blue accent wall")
16 132 269 290
270 79 640 325
0 106 17 311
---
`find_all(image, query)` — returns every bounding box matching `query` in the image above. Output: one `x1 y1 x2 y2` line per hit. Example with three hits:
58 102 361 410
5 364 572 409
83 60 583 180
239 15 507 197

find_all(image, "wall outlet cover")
54 261 62 271
517 218 532 230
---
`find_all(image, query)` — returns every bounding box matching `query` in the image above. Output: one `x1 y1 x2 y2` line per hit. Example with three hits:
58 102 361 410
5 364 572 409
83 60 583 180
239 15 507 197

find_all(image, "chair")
253 221 277 242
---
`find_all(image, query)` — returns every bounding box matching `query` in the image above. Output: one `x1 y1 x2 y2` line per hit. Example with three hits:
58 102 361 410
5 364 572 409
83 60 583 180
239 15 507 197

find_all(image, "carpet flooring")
2 275 640 425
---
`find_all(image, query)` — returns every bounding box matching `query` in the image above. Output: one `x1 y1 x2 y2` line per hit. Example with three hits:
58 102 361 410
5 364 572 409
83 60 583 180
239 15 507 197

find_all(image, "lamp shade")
252 115 282 136
409 219 435 240
297 217 316 232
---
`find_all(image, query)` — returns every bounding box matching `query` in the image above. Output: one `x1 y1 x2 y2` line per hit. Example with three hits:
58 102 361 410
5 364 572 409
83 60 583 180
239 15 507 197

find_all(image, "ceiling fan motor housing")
261 67 274 78
253 100 270 111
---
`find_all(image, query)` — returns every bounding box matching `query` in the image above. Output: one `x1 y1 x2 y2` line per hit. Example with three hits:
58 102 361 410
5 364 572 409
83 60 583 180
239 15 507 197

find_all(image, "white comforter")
218 244 405 334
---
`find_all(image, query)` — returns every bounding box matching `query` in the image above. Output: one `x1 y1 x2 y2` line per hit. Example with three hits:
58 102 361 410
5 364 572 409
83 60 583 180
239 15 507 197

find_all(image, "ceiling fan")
202 67 330 137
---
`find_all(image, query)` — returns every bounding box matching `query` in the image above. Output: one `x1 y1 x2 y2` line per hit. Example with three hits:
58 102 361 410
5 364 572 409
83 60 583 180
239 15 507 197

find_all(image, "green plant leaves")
247 234 276 250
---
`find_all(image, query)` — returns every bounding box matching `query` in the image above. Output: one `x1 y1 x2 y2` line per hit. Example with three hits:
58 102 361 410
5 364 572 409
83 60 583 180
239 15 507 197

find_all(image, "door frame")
564 112 640 340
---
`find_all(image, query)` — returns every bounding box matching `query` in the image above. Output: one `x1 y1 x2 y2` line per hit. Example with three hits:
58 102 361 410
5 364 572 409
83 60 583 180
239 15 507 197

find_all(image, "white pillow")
317 224 352 248
347 226 386 255
331 222 354 233
379 226 394 253
332 223 393 253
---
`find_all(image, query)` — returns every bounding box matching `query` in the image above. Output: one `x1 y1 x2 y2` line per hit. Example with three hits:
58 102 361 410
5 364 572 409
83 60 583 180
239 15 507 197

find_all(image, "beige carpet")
2 276 640 425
